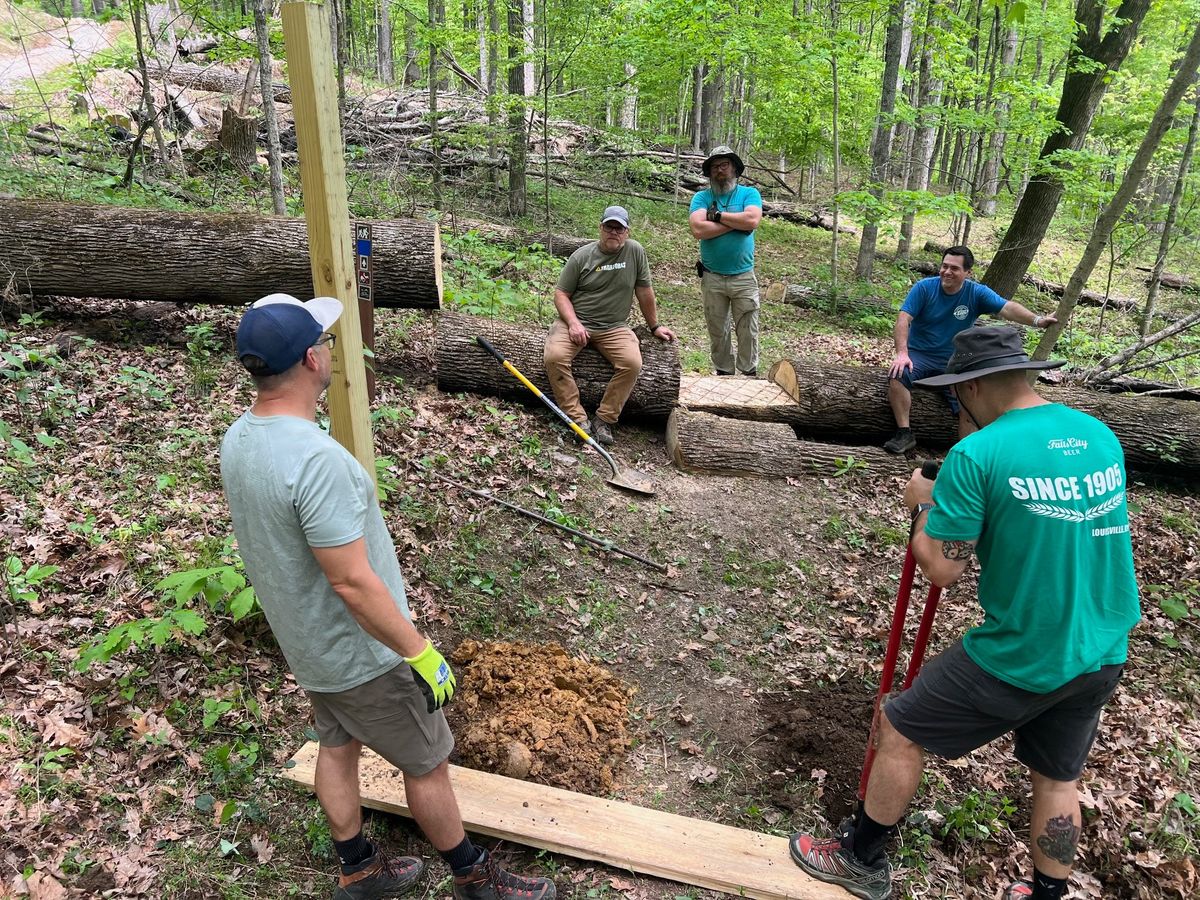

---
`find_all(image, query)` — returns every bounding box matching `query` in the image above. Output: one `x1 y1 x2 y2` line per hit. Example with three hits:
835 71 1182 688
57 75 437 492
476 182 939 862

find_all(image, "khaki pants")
543 321 643 425
701 270 759 374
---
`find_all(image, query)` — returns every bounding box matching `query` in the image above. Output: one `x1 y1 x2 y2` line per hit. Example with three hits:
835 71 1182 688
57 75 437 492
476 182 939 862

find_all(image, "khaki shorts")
307 662 455 776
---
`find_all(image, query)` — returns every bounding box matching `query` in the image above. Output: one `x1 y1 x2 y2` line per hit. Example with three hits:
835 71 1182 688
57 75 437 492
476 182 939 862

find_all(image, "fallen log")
147 61 291 103
763 282 892 315
764 359 1200 481
667 409 912 479
918 243 1138 311
454 219 591 258
1138 267 1199 293
436 311 679 423
760 201 857 235
0 199 441 309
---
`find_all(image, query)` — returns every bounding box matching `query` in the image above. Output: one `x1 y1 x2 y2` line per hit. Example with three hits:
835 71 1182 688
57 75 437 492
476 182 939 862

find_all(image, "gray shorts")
885 640 1123 781
307 662 455 777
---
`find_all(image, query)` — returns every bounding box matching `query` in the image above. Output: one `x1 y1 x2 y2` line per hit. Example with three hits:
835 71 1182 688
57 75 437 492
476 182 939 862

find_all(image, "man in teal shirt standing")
790 327 1139 900
689 146 763 376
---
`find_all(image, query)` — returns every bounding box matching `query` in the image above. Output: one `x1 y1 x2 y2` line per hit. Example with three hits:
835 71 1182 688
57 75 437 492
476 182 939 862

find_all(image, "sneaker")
883 429 916 454
741 369 757 377
789 823 891 900
716 369 734 376
333 850 425 900
1004 881 1033 899
453 849 556 900
590 417 614 446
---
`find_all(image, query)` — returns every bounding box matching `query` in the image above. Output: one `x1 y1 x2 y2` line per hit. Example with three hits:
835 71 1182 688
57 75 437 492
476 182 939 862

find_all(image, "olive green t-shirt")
555 238 652 331
925 403 1140 694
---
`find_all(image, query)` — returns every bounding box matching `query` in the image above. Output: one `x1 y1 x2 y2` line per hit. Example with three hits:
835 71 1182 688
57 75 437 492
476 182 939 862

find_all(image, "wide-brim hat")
702 145 745 177
914 325 1065 387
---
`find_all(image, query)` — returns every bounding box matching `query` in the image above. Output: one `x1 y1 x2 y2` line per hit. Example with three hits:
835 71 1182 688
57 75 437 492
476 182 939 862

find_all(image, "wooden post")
280 1 375 484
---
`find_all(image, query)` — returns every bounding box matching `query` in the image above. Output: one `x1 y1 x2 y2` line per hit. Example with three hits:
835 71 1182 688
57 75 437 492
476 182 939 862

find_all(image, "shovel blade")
606 467 655 496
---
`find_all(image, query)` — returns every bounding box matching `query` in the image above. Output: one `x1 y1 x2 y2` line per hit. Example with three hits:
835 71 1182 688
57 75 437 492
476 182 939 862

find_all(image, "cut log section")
437 311 679 423
219 106 258 169
454 219 591 258
763 359 1200 482
282 743 852 900
0 199 441 309
667 409 913 478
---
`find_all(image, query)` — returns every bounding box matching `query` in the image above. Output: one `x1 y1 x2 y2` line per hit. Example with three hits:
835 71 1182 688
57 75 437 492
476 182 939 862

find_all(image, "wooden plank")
282 743 851 900
280 2 376 484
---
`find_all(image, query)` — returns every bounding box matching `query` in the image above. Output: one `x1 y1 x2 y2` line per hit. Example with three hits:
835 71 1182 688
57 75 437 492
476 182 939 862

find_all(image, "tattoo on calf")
1036 814 1080 866
942 540 975 561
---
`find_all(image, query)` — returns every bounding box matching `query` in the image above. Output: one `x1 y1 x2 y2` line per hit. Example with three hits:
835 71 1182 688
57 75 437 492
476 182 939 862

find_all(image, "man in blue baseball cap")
222 294 556 900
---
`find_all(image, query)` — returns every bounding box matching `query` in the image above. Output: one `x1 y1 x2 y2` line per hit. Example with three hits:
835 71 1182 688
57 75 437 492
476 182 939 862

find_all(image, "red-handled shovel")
857 460 942 801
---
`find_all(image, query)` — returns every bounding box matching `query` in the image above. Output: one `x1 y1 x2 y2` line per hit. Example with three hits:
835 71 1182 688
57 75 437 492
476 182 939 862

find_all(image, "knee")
879 714 921 759
405 758 450 786
617 353 643 376
318 738 362 768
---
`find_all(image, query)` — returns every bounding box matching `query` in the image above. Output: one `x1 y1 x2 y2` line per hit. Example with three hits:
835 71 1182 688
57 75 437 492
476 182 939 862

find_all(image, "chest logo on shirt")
594 262 627 272
953 305 969 320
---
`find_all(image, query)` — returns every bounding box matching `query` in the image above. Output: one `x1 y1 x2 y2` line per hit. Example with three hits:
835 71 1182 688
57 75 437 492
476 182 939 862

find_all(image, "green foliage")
4 556 59 606
832 455 869 477
937 789 1017 842
442 231 558 319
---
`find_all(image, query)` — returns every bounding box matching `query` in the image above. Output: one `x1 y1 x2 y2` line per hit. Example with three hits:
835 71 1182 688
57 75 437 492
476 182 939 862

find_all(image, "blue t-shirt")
690 184 763 275
901 277 1008 367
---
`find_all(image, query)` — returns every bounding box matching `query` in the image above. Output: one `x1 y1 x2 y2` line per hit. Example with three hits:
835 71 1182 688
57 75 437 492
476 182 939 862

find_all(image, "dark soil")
755 680 875 823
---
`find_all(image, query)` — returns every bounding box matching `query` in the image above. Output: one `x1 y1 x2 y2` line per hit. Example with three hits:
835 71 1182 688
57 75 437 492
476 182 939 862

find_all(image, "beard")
709 174 735 193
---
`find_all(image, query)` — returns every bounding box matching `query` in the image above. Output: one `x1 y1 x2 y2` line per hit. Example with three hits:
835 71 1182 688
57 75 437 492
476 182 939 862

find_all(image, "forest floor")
2 33 1200 900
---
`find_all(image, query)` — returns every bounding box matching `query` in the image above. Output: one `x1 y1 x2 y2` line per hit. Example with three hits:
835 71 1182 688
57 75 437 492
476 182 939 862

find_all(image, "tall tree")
251 0 286 216
1033 24 1200 360
975 18 1018 217
377 0 395 82
854 0 907 280
898 1 943 260
982 0 1151 298
507 0 527 217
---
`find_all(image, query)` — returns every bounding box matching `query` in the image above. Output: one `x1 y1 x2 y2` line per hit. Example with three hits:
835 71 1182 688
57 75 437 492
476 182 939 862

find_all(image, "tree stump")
219 106 258 170
436 311 680 423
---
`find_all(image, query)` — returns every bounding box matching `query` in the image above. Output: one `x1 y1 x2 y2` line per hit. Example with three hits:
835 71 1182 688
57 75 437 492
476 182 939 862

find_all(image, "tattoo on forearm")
942 541 975 562
1036 814 1080 866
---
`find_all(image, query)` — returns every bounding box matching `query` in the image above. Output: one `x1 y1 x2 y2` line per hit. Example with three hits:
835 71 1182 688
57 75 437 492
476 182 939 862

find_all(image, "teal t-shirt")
925 404 1140 693
220 412 408 693
690 184 762 275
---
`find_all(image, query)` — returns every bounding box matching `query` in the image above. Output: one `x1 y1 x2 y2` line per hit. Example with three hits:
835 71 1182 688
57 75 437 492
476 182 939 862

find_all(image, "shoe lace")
482 854 541 898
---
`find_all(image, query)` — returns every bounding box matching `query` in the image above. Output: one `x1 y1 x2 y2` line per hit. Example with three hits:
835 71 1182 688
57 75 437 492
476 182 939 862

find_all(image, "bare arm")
910 520 974 588
998 300 1057 329
689 207 731 240
311 538 428 658
554 288 588 346
718 205 762 231
635 285 675 341
890 311 914 377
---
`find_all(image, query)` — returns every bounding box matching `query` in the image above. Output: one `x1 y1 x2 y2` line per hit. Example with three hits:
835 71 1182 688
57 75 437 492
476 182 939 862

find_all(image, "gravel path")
0 16 115 95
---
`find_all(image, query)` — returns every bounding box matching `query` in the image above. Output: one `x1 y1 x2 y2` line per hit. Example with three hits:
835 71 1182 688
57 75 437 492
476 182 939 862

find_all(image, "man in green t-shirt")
791 327 1139 900
544 205 675 446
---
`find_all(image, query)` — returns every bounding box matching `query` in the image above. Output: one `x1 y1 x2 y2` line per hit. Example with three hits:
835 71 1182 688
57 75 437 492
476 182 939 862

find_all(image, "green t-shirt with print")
925 403 1140 694
555 238 652 331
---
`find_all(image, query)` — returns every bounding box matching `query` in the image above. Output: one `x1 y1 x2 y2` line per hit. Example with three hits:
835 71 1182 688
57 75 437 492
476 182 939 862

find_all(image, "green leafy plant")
4 556 60 606
833 454 869 477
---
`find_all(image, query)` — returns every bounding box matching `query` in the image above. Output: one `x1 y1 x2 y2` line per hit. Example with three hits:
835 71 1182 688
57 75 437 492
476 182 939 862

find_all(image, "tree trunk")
403 11 420 83
147 60 291 102
898 1 942 259
71 0 84 16
620 62 637 130
250 0 286 216
522 0 534 96
1141 82 1200 336
1033 24 1200 360
219 105 257 170
690 62 705 151
377 0 394 83
130 0 170 164
506 0 527 217
982 0 1151 299
0 200 442 309
756 360 1200 481
975 23 1018 217
436 312 680 423
454 219 589 257
429 0 442 208
486 0 499 187
668 410 913 479
854 0 907 280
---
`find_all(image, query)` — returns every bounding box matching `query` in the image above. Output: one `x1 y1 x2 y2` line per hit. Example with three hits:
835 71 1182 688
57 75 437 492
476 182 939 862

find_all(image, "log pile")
436 311 680 423
0 199 442 309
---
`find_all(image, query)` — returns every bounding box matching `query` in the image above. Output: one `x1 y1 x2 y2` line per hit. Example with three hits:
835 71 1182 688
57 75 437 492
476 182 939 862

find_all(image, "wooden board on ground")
283 742 852 900
678 374 799 416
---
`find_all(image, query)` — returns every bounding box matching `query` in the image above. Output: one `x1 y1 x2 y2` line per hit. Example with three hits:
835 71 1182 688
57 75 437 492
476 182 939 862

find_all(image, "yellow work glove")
404 641 456 713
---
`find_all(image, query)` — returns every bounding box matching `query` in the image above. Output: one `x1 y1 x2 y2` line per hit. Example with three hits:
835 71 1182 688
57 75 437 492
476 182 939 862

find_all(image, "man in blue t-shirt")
689 146 763 376
884 245 1056 454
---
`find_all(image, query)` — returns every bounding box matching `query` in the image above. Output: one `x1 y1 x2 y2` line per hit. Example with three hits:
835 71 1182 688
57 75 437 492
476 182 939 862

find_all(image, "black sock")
849 806 897 865
1031 868 1068 900
441 836 484 874
896 427 912 435
334 832 374 869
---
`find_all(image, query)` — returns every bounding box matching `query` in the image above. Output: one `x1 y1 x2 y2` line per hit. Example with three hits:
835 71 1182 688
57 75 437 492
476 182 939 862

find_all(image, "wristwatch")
713 210 722 223
911 502 935 522
647 322 660 332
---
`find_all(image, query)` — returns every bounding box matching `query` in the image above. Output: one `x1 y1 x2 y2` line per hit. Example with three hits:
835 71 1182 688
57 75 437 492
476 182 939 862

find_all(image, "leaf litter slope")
0 298 1197 899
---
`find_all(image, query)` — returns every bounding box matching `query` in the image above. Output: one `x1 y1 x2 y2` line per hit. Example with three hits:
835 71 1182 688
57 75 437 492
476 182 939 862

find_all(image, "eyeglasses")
314 332 337 350
601 222 628 233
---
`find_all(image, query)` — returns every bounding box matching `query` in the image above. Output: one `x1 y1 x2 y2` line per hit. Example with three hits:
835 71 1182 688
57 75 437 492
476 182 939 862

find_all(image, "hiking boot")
590 417 614 446
452 849 556 900
1003 881 1033 899
789 824 891 900
333 850 425 900
883 429 916 454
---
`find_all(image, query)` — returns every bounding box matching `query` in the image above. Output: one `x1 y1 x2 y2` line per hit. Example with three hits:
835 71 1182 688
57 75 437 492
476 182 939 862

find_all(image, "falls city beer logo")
1007 463 1125 525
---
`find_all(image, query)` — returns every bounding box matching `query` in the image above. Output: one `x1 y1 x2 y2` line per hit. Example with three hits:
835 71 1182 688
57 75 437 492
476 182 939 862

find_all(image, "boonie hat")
702 145 745 177
914 326 1065 388
601 205 630 228
237 293 343 376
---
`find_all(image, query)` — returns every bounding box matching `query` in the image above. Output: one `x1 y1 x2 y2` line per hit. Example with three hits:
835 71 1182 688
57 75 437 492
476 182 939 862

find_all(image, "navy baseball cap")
236 293 343 376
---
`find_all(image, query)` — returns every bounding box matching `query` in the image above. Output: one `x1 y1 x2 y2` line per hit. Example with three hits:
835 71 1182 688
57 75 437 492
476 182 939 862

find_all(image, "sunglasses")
601 222 628 232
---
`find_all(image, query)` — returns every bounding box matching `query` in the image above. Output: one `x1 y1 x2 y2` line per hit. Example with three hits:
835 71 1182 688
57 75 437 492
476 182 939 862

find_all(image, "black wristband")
713 210 722 223
647 322 659 332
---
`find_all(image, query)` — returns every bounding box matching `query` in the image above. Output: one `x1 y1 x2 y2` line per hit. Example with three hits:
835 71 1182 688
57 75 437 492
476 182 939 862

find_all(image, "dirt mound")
755 681 875 823
446 640 635 795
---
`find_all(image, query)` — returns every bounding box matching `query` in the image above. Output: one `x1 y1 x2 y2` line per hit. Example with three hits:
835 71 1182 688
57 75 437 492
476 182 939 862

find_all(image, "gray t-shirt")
220 411 407 693
555 238 652 330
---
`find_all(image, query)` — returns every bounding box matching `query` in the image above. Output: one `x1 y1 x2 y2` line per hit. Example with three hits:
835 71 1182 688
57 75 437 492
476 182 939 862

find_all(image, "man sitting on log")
544 205 675 446
792 326 1139 900
884 245 1056 454
688 146 763 377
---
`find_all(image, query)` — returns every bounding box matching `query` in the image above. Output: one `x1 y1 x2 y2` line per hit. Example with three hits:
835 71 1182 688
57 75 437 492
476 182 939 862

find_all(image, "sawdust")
446 640 635 795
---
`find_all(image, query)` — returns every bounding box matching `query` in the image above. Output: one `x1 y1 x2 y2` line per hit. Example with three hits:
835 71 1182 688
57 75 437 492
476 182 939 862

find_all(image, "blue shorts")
891 350 959 414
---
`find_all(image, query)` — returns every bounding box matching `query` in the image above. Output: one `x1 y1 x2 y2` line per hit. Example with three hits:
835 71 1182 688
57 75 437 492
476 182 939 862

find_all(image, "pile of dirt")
755 681 875 822
446 640 635 795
